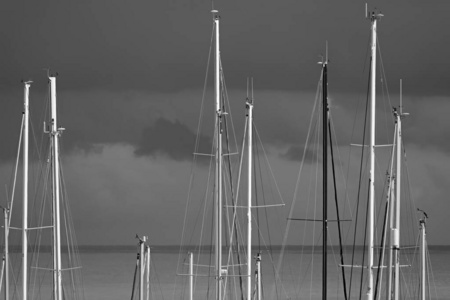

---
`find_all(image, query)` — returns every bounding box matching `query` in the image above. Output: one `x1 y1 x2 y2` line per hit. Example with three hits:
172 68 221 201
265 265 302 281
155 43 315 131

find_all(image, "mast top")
366 4 384 20
317 42 329 66
211 9 219 19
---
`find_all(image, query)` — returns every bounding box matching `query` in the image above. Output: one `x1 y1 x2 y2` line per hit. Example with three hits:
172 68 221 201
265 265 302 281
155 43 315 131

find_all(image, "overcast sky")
0 0 449 246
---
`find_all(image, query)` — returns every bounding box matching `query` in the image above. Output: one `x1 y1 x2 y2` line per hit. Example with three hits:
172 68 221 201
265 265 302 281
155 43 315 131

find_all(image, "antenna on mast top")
251 77 254 103
400 79 403 115
246 77 249 99
365 3 368 19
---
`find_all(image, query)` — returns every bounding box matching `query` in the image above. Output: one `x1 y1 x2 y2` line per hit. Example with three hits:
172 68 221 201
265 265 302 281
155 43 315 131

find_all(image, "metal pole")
256 253 261 300
387 169 396 300
22 81 31 300
367 11 381 299
420 219 426 300
49 76 63 300
139 236 147 300
189 252 193 300
246 81 253 300
146 246 150 300
322 60 328 300
393 110 402 300
3 207 9 300
212 10 223 300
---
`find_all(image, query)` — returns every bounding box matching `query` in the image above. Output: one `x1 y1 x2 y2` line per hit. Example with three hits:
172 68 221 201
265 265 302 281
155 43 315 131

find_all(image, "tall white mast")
393 82 403 300
420 215 427 300
3 207 9 300
212 10 223 300
189 252 193 300
139 235 147 300
367 9 382 300
146 246 150 300
22 81 31 300
387 131 397 300
49 76 63 300
246 79 253 300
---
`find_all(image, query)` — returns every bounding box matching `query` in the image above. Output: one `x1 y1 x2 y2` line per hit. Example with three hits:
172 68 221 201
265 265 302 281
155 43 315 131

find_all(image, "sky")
0 0 449 246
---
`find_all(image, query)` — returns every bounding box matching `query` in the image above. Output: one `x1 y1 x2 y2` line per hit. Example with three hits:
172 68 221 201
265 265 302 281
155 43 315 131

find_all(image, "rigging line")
250 226 289 300
362 32 372 75
373 201 389 300
358 184 371 300
376 36 394 113
249 219 289 298
348 56 372 300
60 162 83 297
29 149 51 295
402 142 420 243
254 124 275 255
372 152 393 258
298 88 322 299
253 122 288 298
206 184 214 300
253 124 286 206
130 248 139 300
329 119 348 300
182 124 216 294
329 113 353 220
226 113 248 300
311 108 322 300
252 125 262 252
175 19 214 291
223 117 247 255
194 144 214 278
273 70 322 295
380 83 392 158
149 255 166 300
402 165 416 264
222 159 241 300
188 137 215 248
7 114 24 221
426 245 437 299
220 61 239 153
379 129 397 300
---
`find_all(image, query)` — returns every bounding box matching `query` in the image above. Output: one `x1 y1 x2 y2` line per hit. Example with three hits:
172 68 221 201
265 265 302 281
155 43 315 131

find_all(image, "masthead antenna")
246 77 249 99
365 3 368 19
400 79 402 115
251 77 254 104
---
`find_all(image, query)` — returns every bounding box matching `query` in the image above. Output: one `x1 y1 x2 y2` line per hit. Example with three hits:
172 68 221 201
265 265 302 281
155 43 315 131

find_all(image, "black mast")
322 59 328 300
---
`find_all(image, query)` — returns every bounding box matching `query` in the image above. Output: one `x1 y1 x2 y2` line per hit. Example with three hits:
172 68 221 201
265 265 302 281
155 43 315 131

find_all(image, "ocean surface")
74 246 450 300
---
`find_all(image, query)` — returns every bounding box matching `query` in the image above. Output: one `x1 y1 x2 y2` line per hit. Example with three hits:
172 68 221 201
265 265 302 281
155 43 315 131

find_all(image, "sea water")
64 247 450 299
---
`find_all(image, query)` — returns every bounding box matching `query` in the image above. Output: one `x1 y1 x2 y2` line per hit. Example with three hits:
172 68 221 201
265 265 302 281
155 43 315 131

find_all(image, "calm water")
76 247 450 300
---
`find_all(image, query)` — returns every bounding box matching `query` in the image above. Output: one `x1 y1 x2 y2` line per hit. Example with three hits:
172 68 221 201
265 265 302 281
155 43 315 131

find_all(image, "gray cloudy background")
0 0 449 245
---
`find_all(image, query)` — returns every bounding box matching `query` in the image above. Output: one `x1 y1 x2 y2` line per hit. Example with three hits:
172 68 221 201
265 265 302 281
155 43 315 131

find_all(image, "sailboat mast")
3 207 9 300
49 76 63 300
393 88 402 300
22 81 31 300
420 217 426 300
212 10 223 300
246 79 253 300
139 235 147 300
189 252 193 300
146 246 150 300
322 59 328 300
368 10 382 300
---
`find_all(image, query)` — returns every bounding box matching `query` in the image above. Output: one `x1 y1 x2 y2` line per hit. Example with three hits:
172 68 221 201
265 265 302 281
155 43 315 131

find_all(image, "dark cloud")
0 1 449 96
281 145 321 163
134 118 211 160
